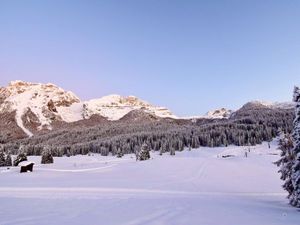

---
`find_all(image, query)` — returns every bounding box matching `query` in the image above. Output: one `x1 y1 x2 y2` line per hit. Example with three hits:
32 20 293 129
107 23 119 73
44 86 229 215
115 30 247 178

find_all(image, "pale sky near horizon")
0 0 300 116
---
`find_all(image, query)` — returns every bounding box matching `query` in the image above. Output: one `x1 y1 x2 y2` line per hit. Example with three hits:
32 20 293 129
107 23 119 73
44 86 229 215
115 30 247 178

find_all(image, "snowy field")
0 142 299 225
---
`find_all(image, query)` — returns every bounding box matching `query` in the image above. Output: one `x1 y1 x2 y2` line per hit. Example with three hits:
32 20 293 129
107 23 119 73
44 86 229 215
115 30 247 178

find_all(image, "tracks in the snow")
0 187 286 200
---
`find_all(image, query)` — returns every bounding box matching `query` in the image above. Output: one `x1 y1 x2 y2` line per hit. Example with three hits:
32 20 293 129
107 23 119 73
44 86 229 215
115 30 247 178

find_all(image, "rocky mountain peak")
81 94 176 121
0 81 81 136
205 108 233 119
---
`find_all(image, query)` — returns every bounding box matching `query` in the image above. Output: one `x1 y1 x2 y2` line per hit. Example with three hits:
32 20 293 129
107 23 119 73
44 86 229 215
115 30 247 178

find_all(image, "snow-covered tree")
137 143 150 161
5 153 12 167
159 146 163 156
290 86 300 207
274 132 294 199
191 136 200 149
41 147 54 164
170 147 175 156
0 151 5 167
116 148 123 158
14 146 27 166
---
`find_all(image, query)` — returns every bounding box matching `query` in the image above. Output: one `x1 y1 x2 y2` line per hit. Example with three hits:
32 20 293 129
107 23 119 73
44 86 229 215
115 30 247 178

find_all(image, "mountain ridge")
0 81 177 137
0 80 295 140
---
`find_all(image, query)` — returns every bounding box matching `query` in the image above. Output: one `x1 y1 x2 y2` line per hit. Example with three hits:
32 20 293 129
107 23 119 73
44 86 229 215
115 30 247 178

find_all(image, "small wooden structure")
19 161 34 173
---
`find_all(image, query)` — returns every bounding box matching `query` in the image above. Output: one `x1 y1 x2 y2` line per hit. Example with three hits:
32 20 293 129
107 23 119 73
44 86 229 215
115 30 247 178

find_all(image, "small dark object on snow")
222 155 235 158
19 161 34 173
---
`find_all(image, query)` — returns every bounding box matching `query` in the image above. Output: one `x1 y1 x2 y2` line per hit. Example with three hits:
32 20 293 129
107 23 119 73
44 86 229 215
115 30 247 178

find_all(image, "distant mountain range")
0 80 295 142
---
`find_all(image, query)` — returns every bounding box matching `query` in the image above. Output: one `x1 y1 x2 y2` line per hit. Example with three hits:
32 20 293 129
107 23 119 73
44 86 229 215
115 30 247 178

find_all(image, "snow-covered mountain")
58 94 176 122
0 81 177 137
184 100 294 121
0 81 295 139
244 100 295 110
0 81 80 136
203 101 294 119
204 108 233 119
184 108 233 120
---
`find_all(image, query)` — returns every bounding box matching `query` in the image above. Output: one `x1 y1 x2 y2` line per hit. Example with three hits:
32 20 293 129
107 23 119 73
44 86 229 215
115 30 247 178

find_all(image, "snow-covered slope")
0 81 177 136
184 108 233 120
0 81 80 136
57 95 177 122
204 107 233 119
0 142 299 225
184 100 294 121
81 95 176 121
199 101 294 120
246 100 295 109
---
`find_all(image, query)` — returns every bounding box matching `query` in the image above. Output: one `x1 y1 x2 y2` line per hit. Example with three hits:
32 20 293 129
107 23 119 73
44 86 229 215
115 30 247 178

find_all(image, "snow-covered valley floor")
0 142 299 225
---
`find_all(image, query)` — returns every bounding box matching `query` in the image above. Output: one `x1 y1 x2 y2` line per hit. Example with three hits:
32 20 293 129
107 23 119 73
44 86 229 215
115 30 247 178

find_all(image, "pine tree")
191 136 200 149
179 139 184 151
41 147 54 164
275 132 294 199
290 86 300 207
116 148 123 158
137 143 150 161
0 151 5 167
170 147 175 156
5 153 12 167
13 146 28 166
159 146 163 156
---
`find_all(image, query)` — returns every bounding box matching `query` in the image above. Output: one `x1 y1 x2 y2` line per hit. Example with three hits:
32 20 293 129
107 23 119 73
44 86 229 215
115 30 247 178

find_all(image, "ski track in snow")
1 213 59 225
0 187 287 200
122 208 181 225
36 164 116 173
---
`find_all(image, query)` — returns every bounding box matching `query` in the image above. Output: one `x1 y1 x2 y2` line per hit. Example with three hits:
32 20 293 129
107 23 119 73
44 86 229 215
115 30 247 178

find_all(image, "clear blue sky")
0 0 300 116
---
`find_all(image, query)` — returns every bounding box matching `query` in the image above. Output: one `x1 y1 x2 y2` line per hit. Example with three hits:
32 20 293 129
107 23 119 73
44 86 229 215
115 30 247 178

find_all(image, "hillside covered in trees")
1 101 294 157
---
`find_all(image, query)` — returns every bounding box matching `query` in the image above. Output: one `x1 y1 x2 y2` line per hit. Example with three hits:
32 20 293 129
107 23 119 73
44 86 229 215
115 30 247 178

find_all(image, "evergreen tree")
170 147 175 156
41 147 54 164
290 86 300 207
0 151 5 167
275 132 294 199
13 151 27 166
137 143 150 161
5 153 12 167
159 146 163 156
116 148 123 158
191 136 200 149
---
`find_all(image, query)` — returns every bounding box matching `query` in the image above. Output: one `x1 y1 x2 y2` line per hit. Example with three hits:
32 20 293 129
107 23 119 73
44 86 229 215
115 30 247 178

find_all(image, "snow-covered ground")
0 142 299 225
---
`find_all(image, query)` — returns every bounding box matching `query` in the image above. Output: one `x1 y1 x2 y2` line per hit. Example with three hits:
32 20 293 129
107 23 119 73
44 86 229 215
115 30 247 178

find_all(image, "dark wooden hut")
19 161 34 173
